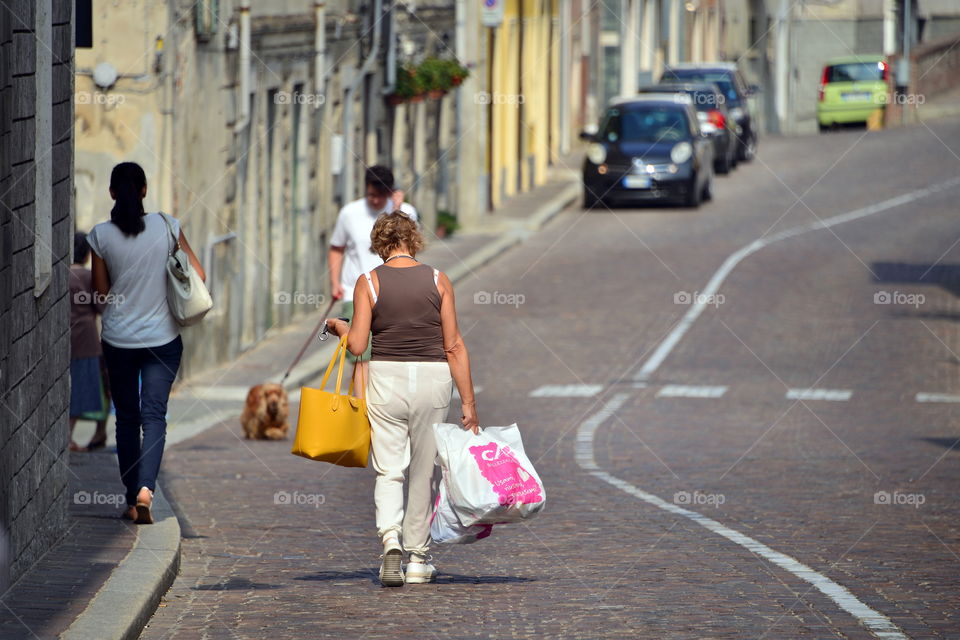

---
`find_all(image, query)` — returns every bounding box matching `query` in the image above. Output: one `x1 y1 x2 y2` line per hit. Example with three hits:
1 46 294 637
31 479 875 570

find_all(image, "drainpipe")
383 1 397 95
340 0 384 203
314 2 326 107
234 0 251 132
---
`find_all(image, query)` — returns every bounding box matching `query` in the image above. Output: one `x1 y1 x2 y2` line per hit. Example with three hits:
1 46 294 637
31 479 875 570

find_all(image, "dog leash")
280 298 337 385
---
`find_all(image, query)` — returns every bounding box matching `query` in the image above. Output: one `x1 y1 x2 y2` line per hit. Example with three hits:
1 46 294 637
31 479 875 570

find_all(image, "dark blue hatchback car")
581 94 714 208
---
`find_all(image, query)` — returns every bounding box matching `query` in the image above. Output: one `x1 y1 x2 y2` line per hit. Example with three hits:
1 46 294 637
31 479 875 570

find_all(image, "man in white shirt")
329 166 418 360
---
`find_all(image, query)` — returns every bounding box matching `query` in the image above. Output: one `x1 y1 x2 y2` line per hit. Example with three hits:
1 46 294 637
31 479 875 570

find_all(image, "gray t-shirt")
87 213 181 349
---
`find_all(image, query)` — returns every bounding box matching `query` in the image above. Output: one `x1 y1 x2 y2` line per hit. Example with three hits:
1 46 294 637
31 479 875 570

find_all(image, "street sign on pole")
481 0 504 27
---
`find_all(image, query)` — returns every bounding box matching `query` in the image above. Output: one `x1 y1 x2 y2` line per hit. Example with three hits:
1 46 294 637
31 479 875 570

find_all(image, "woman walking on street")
327 212 479 587
68 231 110 452
87 162 206 524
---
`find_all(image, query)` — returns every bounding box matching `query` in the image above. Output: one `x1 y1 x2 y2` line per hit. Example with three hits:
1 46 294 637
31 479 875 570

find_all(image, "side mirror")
579 131 597 142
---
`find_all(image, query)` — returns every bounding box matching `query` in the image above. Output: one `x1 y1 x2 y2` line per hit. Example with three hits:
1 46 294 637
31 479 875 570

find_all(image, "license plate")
623 175 651 189
841 92 872 101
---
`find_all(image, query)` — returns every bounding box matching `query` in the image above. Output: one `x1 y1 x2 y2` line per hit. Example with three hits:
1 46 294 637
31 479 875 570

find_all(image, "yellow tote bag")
291 336 371 467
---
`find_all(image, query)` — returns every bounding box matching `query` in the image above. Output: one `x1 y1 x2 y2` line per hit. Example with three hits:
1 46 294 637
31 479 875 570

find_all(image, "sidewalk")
0 156 580 640
917 84 960 122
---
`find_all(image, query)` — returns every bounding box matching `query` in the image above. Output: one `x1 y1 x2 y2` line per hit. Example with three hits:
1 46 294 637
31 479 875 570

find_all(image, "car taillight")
708 109 726 130
819 66 829 102
879 60 889 82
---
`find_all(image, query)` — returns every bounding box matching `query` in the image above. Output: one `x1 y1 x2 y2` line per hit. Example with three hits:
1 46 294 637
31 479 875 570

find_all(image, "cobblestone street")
143 122 960 638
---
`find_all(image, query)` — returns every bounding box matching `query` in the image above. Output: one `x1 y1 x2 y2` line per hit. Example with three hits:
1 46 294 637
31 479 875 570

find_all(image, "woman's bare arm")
178 230 206 282
438 272 478 433
327 273 374 356
91 254 111 298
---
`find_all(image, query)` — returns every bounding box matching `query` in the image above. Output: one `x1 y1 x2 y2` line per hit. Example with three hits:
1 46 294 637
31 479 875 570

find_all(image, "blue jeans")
102 336 183 506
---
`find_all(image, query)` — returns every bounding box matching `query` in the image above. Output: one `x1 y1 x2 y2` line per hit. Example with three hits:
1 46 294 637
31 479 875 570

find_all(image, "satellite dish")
93 62 118 89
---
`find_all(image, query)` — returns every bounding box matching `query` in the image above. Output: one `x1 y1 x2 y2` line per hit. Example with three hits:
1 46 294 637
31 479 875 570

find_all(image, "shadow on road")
193 577 284 591
294 570 535 586
872 262 960 297
917 437 960 451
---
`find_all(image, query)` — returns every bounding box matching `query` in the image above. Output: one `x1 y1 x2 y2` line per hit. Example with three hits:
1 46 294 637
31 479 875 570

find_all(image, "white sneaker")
404 559 436 584
379 536 404 587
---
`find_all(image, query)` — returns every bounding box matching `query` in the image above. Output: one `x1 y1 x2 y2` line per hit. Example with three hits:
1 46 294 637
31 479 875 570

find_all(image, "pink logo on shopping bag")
468 442 543 505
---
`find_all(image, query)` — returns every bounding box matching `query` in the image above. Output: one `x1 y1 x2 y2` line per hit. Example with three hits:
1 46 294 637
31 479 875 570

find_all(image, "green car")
817 55 889 131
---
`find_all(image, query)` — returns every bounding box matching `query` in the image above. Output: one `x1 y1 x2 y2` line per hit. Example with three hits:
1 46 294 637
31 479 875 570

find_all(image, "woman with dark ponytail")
87 162 206 524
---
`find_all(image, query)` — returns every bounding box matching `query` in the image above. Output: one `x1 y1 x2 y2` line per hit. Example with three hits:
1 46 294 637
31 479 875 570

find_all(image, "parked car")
660 62 759 162
817 55 888 131
580 94 714 208
639 82 736 174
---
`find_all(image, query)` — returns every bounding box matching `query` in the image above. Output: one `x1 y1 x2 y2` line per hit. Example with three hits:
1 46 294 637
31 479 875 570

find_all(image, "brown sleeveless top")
369 263 446 362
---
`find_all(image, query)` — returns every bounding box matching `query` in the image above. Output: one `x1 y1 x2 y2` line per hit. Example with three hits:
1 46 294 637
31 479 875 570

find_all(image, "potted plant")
407 68 427 103
389 64 425 104
449 60 469 86
418 57 448 99
435 210 460 239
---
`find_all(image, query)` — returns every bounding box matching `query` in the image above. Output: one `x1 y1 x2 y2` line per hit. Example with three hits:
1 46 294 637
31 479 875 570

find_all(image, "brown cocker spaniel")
241 383 290 440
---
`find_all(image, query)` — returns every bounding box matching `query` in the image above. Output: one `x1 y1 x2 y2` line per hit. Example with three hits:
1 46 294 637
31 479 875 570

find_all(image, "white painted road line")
656 385 728 398
915 392 960 403
633 176 960 383
529 384 604 398
576 395 908 640
785 388 853 402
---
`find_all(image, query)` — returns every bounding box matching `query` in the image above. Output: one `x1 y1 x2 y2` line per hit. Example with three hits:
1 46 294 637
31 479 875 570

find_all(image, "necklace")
384 254 414 263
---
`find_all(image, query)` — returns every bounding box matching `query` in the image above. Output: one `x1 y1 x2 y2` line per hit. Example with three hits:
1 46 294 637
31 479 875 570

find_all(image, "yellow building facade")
486 0 562 209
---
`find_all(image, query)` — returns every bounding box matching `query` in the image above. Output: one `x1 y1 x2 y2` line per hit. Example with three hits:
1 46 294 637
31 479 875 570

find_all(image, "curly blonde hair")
370 212 424 260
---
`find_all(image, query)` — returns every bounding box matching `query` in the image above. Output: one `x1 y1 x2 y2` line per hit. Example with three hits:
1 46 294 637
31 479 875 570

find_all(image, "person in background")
328 165 417 362
68 231 109 452
87 162 206 524
327 212 478 588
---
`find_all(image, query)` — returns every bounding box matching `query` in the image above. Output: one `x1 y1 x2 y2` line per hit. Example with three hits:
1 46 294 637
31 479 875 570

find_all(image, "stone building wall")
0 0 73 587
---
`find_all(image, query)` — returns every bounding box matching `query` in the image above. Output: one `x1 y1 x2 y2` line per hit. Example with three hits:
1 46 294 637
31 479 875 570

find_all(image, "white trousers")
366 360 452 557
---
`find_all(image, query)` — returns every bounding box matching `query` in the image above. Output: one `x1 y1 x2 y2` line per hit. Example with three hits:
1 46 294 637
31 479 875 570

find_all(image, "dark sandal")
85 436 107 451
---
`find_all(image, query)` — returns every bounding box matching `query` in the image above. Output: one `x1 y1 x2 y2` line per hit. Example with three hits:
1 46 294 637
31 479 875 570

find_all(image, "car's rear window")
664 70 741 105
600 106 691 143
825 62 884 83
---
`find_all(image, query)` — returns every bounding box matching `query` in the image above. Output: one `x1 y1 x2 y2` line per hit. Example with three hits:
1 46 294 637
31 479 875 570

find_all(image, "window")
826 62 885 83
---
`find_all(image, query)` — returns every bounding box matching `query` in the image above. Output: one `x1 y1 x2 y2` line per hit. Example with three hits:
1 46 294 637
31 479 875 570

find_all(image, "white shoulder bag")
160 213 213 326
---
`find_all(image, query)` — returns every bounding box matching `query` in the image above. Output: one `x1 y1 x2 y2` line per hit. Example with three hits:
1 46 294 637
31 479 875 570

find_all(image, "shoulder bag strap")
364 271 378 304
158 212 180 256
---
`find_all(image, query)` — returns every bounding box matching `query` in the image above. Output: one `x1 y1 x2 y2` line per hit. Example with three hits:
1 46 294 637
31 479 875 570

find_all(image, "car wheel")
818 122 829 133
715 154 732 175
740 134 757 162
583 187 599 209
685 177 702 208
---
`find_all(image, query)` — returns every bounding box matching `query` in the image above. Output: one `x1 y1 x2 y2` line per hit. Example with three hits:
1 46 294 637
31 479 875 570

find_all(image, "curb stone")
61 487 180 640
